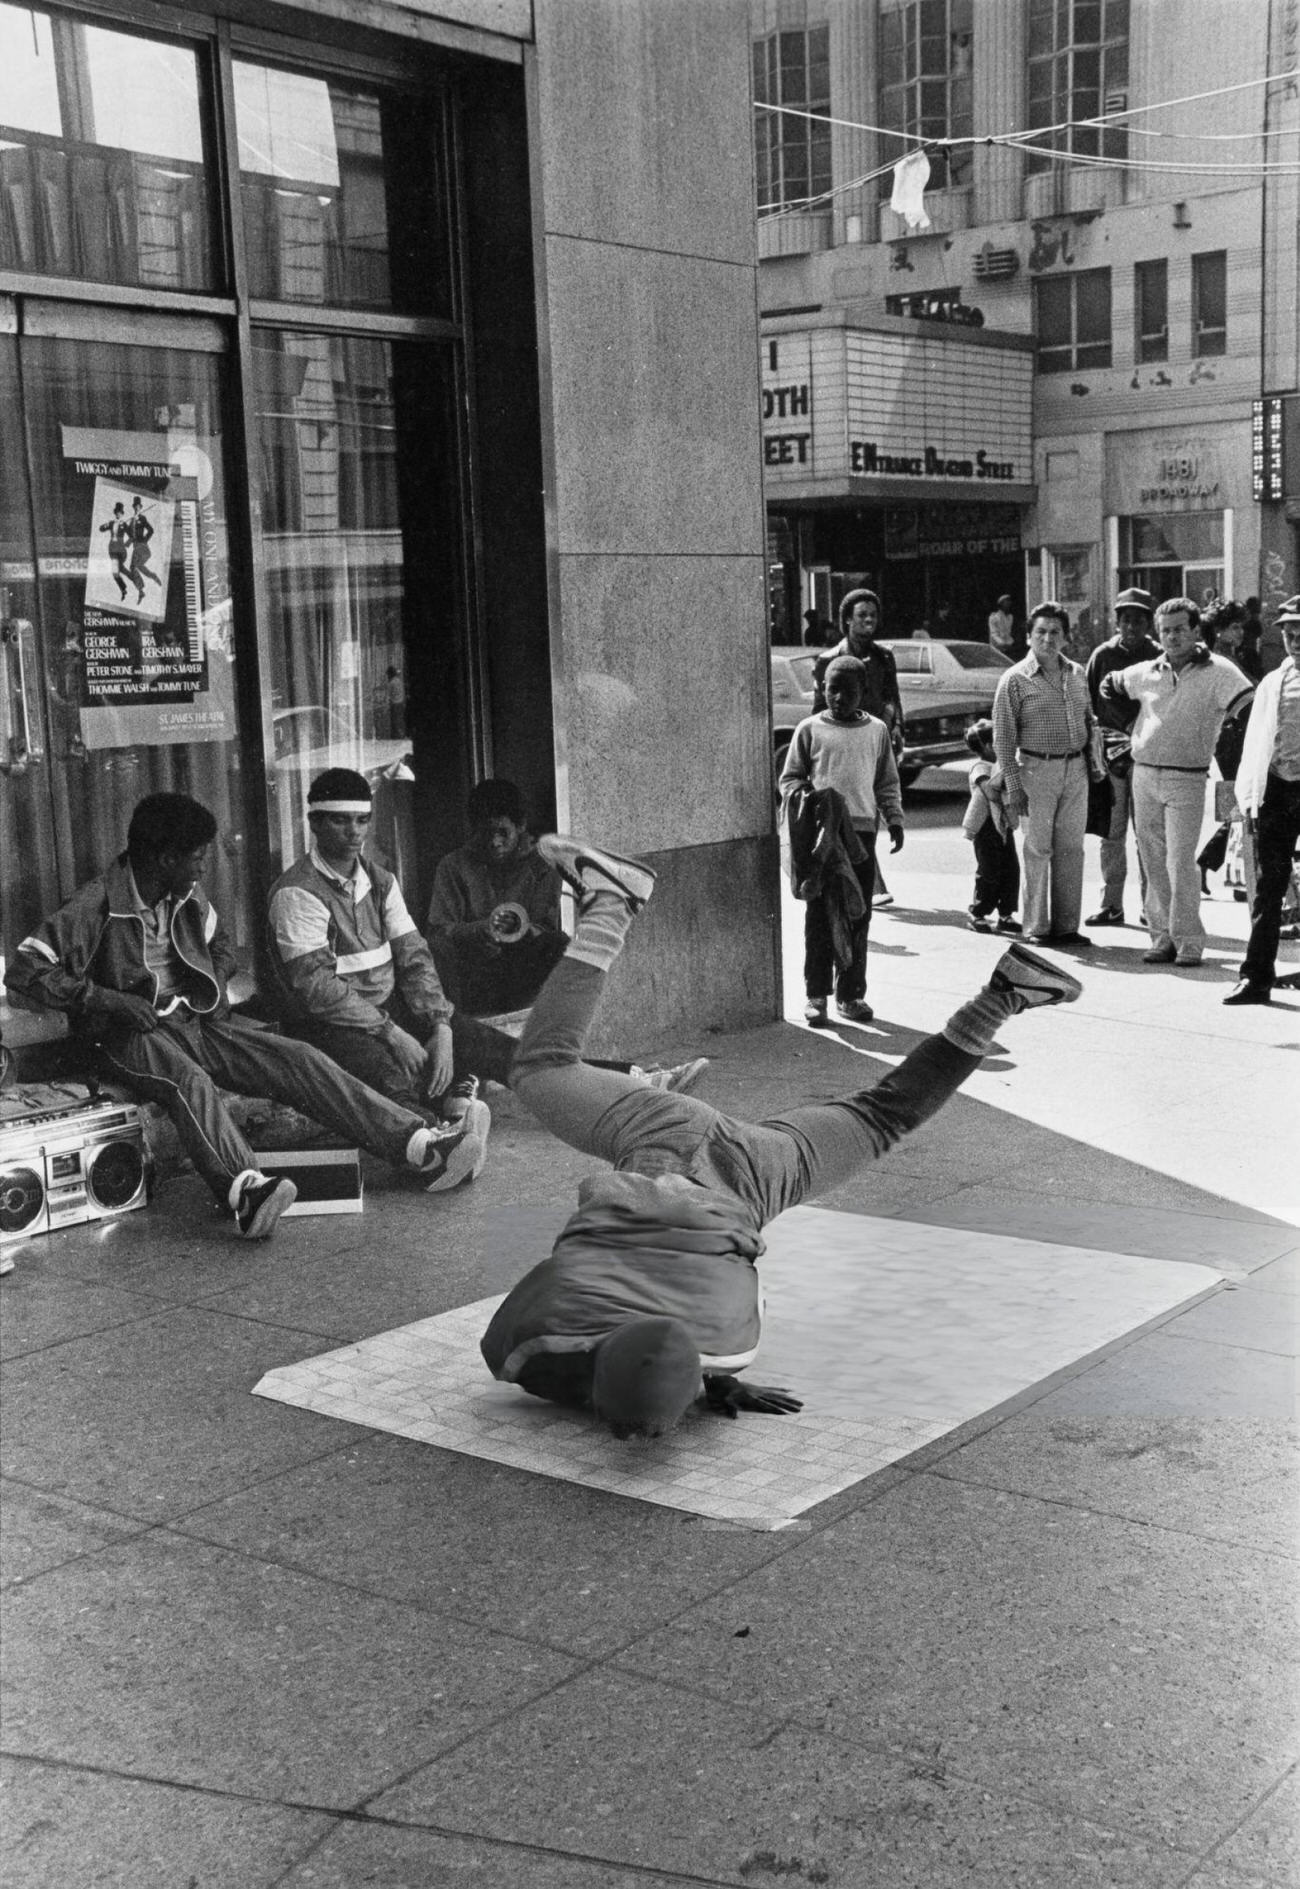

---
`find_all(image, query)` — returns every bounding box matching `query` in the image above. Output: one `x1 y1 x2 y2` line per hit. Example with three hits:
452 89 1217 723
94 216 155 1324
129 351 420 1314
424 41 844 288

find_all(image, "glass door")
0 316 252 976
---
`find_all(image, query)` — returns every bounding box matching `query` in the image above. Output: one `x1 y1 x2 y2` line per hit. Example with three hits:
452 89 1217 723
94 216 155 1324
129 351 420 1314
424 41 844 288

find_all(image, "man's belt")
1133 761 1208 773
1019 747 1086 760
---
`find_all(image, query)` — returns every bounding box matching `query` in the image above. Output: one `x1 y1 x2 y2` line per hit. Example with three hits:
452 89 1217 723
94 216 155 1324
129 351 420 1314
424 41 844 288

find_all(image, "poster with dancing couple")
86 480 174 622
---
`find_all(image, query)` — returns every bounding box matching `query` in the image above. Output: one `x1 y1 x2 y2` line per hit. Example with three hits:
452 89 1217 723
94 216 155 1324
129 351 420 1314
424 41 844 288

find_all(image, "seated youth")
5 794 484 1240
481 834 1082 1438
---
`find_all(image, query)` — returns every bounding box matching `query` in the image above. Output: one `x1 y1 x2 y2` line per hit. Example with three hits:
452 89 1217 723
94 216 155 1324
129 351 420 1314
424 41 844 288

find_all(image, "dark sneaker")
537 834 656 912
420 1098 491 1192
995 916 1021 933
1087 906 1124 926
438 1074 481 1123
1050 931 1093 947
644 1057 710 1094
1143 942 1177 964
838 998 874 1021
236 1173 297 1239
804 997 828 1025
989 942 1082 1008
967 907 993 933
1223 980 1271 1006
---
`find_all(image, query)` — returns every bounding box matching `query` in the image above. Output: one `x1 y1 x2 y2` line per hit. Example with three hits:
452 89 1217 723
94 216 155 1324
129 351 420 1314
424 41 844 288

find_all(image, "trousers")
102 1010 424 1203
294 994 519 1114
1098 764 1147 911
1241 773 1300 986
1019 754 1087 938
804 833 877 1004
511 955 980 1229
971 822 1020 919
1132 765 1208 954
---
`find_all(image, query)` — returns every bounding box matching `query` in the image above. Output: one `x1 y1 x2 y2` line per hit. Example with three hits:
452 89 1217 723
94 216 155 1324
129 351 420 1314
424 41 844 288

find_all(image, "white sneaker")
642 1058 710 1094
536 834 657 911
989 943 1082 1008
417 1099 491 1192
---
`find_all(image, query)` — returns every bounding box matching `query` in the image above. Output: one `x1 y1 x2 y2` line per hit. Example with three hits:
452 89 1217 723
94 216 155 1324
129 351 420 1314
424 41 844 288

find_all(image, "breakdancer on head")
481 835 1082 1439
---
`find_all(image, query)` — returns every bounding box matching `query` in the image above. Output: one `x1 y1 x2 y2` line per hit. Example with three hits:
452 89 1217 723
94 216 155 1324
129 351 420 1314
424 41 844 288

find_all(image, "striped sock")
565 887 635 973
941 986 1022 1058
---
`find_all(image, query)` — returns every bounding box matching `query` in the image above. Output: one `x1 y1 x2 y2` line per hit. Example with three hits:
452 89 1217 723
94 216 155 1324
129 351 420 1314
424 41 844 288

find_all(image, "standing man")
812 589 905 736
992 602 1097 947
1224 600 1300 1004
988 594 1016 656
1100 598 1254 968
1084 587 1160 926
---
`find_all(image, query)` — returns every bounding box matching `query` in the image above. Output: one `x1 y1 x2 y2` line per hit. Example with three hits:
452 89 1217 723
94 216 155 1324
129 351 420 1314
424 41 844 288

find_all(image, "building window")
877 0 974 193
1026 0 1129 173
1118 513 1225 609
1192 250 1227 357
752 27 831 214
1135 259 1168 362
1035 268 1112 372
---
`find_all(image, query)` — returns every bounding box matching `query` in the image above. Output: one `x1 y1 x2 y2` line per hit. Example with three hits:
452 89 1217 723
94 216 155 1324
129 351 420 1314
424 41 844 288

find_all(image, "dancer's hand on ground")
888 823 905 854
703 1374 803 1419
422 1020 455 1100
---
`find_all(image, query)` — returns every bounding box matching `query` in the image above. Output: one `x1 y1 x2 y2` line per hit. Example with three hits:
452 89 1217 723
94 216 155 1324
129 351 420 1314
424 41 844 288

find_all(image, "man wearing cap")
268 769 513 1134
1084 588 1161 926
992 602 1099 946
1224 600 1300 1004
1100 598 1254 967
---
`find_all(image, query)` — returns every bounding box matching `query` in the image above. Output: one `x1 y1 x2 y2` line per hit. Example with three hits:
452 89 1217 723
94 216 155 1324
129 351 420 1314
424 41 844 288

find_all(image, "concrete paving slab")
933 1413 1299 1556
371 1668 1195 1887
901 1195 1297 1260
1030 1329 1297 1420
0 1754 330 1889
610 1478 1299 1851
173 1431 789 1658
253 1211 1221 1531
1213 1763 1300 1884
274 1817 708 1887
1246 1253 1300 1294
0 1479 151 1588
0 1270 168 1363
1162 1285 1300 1356
0 1306 369 1522
0 1530 578 1808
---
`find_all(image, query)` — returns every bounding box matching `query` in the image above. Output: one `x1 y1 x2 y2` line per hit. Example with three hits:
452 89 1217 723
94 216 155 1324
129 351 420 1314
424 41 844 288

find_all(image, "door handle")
0 618 44 774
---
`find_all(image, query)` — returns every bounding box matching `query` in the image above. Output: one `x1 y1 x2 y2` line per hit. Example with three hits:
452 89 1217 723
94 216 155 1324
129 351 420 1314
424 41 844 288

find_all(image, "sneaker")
536 834 657 912
1174 951 1204 968
1050 931 1092 947
967 909 993 934
872 892 895 909
989 942 1082 1008
1223 979 1271 1006
438 1074 480 1123
995 916 1021 934
417 1100 491 1192
837 998 874 1021
650 1057 710 1094
1143 942 1177 964
235 1173 297 1239
804 997 828 1025
1087 906 1124 926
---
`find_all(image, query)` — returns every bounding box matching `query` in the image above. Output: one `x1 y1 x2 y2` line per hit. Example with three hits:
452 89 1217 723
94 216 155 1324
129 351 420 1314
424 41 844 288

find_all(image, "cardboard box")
252 1147 363 1216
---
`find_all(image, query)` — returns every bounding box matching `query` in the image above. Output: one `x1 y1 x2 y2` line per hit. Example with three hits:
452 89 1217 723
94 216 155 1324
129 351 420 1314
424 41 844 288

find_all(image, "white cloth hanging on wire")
890 149 932 231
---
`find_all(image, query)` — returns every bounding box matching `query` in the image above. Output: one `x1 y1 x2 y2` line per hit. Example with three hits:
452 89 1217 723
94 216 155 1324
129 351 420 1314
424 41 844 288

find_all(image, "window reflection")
0 3 211 289
234 59 449 316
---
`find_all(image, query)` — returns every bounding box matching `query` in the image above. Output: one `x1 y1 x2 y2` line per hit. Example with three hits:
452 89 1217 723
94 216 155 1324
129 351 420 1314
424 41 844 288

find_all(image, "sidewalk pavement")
1 876 1296 1888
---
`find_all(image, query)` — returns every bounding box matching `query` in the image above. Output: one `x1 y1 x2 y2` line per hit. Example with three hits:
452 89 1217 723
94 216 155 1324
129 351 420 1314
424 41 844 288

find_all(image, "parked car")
879 639 1012 784
770 645 817 773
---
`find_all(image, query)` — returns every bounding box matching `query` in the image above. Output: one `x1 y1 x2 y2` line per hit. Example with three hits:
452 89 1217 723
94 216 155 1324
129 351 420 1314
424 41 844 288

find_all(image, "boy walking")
482 833 1082 1439
779 654 904 1024
962 718 1021 933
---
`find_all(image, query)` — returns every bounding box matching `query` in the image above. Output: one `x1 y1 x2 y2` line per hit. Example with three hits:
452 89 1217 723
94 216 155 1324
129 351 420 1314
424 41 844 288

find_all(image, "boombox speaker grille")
86 1140 146 1210
1 1166 46 1235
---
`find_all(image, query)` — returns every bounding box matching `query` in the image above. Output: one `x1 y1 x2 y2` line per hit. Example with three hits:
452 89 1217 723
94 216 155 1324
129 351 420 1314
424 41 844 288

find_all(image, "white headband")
309 799 371 814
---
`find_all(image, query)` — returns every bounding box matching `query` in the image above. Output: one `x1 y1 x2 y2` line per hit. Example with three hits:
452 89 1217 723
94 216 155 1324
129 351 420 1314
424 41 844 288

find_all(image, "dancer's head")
590 1317 703 1439
467 778 528 863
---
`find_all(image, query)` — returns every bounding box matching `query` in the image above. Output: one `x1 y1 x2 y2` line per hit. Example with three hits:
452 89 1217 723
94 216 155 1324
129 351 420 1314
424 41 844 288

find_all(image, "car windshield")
947 643 1011 670
888 645 931 673
789 654 816 692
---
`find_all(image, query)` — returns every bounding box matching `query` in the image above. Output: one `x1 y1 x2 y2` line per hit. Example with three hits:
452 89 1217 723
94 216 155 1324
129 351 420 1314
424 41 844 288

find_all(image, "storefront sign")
885 502 1022 561
1137 450 1220 505
851 442 1017 481
884 288 985 328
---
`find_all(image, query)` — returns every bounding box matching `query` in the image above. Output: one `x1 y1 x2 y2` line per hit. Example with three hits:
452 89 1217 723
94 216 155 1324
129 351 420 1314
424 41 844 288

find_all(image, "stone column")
973 0 1025 226
831 0 877 246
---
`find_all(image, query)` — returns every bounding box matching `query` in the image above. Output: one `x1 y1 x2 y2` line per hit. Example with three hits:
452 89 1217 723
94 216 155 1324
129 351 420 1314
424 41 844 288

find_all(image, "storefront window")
0 4 212 290
1118 512 1226 608
233 60 451 317
752 27 831 214
878 0 974 193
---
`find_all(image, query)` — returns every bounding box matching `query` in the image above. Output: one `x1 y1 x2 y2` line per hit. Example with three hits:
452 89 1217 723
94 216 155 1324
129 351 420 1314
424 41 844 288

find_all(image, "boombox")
0 1096 152 1246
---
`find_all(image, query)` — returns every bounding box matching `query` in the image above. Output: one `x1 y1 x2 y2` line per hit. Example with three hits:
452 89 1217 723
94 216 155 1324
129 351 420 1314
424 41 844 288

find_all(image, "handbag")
1086 771 1115 838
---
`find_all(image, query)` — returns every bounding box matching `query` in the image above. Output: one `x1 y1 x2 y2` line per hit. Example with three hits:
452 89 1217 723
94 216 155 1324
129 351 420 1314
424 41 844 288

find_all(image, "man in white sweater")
779 655 904 1024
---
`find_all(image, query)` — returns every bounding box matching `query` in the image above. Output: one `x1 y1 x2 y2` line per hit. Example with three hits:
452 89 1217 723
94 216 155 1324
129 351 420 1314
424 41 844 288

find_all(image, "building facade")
0 0 777 1060
752 0 1300 659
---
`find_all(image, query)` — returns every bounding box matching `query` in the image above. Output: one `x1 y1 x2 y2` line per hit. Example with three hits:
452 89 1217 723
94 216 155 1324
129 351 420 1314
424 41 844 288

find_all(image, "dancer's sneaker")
416 1101 492 1192
537 834 656 912
988 942 1082 1008
643 1058 710 1094
235 1173 297 1239
438 1074 480 1123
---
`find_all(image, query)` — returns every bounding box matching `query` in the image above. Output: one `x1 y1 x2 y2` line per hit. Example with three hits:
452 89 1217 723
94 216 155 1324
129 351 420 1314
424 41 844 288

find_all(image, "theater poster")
62 428 234 750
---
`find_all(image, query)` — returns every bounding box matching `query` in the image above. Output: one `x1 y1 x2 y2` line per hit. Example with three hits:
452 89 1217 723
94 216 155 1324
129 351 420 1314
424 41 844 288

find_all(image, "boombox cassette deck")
0 1094 152 1246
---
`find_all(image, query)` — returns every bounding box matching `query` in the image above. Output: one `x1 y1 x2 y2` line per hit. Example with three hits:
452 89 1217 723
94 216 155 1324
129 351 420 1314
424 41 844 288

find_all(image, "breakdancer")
482 836 1080 1438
